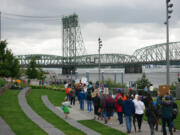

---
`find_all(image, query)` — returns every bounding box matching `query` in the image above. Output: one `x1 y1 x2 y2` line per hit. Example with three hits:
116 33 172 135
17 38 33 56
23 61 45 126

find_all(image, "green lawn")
79 120 127 135
27 89 86 135
0 90 47 135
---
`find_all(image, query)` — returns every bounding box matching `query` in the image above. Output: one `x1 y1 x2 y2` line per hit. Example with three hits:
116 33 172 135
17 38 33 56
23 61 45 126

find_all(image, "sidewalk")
66 101 180 135
0 117 15 135
18 88 65 135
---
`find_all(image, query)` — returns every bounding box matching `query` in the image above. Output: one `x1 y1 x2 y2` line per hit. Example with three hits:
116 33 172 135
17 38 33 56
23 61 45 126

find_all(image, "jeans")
80 99 84 110
135 114 143 130
148 122 155 135
87 100 93 112
71 96 75 105
103 111 107 123
162 118 173 135
125 115 132 132
117 112 123 124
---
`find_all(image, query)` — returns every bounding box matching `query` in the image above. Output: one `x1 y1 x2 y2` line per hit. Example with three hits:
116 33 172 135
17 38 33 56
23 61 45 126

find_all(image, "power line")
2 12 62 19
2 16 61 22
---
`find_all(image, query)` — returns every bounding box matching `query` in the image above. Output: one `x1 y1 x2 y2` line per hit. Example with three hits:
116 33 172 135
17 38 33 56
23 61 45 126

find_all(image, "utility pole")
98 37 102 85
165 0 173 85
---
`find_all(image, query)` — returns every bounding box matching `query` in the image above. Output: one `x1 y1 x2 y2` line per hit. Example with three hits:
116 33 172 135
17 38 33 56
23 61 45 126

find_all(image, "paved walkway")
42 96 100 135
18 88 65 135
0 117 15 135
65 101 180 135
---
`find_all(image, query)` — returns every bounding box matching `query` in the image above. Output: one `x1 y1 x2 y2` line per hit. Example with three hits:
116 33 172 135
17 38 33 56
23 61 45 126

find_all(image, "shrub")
0 78 6 87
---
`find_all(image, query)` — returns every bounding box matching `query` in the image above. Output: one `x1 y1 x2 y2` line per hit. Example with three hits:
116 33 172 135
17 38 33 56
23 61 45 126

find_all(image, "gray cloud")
0 0 180 56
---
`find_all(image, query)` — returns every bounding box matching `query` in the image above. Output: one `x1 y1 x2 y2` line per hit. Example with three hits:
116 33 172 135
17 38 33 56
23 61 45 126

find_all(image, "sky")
0 0 180 56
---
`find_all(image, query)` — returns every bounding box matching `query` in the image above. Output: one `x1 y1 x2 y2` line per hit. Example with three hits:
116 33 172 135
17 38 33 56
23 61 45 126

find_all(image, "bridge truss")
16 42 180 68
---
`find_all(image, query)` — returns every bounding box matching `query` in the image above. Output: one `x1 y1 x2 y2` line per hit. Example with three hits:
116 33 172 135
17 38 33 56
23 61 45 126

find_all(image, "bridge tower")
62 14 86 74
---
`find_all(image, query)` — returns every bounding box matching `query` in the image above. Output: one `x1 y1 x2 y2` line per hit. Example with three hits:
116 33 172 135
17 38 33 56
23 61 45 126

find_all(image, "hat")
117 88 122 93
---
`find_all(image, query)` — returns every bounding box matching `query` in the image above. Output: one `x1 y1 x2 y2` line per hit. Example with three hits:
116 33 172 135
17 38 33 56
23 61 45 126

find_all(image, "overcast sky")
0 0 180 56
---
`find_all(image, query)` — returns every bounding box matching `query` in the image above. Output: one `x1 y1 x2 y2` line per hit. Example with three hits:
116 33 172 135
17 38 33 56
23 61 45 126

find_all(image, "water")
44 66 180 88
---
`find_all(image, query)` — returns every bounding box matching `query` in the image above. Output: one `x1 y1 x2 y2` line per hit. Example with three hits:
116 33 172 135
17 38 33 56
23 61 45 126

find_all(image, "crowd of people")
62 80 178 135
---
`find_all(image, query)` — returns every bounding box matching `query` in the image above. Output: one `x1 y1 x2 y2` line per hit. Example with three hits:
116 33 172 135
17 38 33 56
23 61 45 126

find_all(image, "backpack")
117 97 123 105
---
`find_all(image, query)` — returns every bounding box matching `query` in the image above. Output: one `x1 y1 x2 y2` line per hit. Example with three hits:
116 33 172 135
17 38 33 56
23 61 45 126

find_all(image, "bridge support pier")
125 65 142 73
62 66 76 75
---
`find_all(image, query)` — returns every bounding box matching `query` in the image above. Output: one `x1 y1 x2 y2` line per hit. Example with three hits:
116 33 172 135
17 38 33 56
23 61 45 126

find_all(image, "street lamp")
98 37 102 84
165 0 173 85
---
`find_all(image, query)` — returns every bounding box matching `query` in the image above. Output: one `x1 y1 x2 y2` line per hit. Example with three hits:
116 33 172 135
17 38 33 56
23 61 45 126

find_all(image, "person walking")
93 93 101 120
171 99 178 132
100 93 107 124
86 87 93 112
78 89 86 110
134 96 145 132
146 101 158 135
62 98 70 119
115 91 123 124
122 95 135 133
104 92 115 125
70 86 76 105
161 96 174 135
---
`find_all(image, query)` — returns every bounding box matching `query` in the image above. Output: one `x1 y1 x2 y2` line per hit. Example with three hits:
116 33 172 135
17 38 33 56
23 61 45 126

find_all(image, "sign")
103 88 109 95
158 85 170 96
91 89 98 98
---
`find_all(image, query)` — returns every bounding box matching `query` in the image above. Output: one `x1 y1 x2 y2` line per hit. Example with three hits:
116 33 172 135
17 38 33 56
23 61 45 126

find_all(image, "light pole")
98 37 102 84
165 0 173 85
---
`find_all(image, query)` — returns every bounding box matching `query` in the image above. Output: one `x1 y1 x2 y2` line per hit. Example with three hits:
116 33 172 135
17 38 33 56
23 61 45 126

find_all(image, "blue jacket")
161 100 173 119
78 91 86 100
122 99 135 116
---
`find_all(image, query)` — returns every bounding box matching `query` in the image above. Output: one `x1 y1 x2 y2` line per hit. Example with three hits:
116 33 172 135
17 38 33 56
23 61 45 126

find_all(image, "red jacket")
115 93 123 112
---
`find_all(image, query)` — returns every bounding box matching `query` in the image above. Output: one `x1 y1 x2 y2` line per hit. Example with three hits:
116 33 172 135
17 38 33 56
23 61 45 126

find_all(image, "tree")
136 73 151 89
25 57 46 81
0 40 20 78
37 67 46 80
25 57 38 79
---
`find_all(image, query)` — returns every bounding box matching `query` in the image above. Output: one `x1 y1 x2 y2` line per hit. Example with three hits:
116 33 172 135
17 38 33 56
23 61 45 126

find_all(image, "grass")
0 90 47 135
27 89 86 135
79 120 127 135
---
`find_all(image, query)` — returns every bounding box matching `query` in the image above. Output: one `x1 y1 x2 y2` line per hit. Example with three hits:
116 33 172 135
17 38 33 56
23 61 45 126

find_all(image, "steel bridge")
16 41 180 68
15 14 180 72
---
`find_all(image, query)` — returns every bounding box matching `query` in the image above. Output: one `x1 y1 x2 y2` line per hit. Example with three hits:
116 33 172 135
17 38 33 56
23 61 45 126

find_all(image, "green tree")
25 57 46 81
136 73 151 89
25 57 38 79
37 67 46 80
0 40 20 78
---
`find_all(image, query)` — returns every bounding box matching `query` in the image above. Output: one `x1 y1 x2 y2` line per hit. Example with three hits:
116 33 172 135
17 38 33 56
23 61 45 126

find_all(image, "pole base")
62 66 76 75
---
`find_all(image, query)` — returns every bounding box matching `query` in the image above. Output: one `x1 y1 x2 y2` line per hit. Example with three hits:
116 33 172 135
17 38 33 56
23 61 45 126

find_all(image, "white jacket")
134 100 145 115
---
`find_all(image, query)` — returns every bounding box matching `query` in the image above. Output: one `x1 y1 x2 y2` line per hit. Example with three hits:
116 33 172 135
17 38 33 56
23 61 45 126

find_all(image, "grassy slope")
79 120 127 135
27 89 86 135
0 90 47 135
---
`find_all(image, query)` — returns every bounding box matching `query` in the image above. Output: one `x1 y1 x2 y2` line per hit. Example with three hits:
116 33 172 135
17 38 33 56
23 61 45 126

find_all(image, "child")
62 98 70 119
